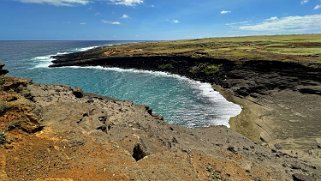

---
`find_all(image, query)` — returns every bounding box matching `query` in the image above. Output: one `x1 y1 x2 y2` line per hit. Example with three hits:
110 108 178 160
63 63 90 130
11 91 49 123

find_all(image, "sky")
1 0 321 40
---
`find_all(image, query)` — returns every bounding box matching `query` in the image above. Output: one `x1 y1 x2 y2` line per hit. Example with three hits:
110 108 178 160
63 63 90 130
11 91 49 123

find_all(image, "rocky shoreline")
49 40 321 173
51 48 321 134
1 62 321 180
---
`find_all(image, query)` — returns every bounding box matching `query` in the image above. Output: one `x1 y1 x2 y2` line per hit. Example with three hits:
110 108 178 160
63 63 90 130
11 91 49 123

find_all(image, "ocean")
0 40 241 127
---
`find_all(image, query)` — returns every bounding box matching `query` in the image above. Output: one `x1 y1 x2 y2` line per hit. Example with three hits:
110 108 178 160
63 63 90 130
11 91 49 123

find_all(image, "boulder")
72 88 84 98
0 63 9 75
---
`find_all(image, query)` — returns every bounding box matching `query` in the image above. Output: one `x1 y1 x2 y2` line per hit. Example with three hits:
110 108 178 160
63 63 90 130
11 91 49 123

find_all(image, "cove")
30 65 241 128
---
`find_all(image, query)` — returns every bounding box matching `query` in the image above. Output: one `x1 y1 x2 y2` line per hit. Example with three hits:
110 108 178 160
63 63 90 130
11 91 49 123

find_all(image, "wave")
64 66 242 127
73 46 99 52
32 52 69 68
32 46 100 68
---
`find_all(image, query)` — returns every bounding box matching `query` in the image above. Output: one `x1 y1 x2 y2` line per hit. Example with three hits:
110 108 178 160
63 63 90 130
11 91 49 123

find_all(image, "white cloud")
220 10 231 15
111 21 121 25
266 16 278 21
101 20 121 25
301 0 309 5
19 0 90 6
20 0 144 6
314 4 321 10
239 14 321 33
172 19 180 24
121 14 129 19
110 0 143 6
80 22 87 25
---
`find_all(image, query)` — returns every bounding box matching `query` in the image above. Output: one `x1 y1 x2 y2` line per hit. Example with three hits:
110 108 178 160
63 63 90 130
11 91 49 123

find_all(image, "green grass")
267 48 321 55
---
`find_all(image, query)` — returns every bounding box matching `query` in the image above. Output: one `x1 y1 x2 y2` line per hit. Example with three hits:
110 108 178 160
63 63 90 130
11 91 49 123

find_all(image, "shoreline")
1 63 320 180
49 37 321 167
212 84 263 142
59 65 242 128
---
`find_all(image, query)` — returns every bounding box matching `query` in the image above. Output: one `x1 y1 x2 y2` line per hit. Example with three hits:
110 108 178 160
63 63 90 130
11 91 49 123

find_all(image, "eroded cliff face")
0 63 320 181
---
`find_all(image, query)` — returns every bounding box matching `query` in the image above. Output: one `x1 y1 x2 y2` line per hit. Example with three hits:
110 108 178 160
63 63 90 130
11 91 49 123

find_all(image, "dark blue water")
0 41 241 127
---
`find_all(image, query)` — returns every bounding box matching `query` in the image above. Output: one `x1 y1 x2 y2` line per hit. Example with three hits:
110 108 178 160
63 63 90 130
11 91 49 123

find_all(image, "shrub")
0 132 6 144
203 64 221 75
207 164 226 181
190 63 221 75
159 63 174 70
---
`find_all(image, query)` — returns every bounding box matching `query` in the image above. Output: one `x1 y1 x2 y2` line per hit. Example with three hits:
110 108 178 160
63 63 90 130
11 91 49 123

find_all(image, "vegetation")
190 63 221 75
159 63 174 70
0 132 6 144
102 34 321 66
206 164 226 181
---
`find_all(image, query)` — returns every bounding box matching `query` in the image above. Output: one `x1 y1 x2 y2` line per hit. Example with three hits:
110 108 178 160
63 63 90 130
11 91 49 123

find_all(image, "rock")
227 146 237 153
72 88 84 98
292 173 315 181
68 138 85 148
132 140 149 161
19 121 44 134
0 63 9 75
298 86 321 96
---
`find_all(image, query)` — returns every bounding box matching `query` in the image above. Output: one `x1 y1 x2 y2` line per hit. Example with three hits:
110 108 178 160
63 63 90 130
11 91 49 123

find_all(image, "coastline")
48 36 321 168
1 64 320 180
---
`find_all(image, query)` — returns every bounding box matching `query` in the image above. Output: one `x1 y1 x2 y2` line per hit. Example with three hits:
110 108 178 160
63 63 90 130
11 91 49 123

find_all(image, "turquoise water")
0 41 241 127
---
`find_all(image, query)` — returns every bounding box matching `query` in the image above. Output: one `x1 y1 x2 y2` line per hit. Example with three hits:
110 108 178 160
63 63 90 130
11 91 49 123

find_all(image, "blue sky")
1 0 321 40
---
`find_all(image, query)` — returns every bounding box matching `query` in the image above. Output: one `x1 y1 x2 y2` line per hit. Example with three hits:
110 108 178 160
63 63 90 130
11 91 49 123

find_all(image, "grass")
101 34 321 66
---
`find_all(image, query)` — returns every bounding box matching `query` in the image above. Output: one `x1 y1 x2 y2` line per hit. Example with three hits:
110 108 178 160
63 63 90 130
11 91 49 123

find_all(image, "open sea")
0 40 241 127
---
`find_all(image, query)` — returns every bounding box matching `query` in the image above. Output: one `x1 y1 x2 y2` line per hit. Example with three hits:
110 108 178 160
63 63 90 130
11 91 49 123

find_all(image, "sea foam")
33 46 99 68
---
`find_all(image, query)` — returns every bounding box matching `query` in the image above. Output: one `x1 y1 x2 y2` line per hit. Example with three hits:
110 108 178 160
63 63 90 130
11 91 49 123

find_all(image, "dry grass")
101 34 321 66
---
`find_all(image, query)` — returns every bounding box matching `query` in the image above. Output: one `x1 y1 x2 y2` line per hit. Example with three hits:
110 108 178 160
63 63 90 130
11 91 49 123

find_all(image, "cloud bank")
19 0 90 6
110 0 143 6
20 0 144 6
239 14 321 33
